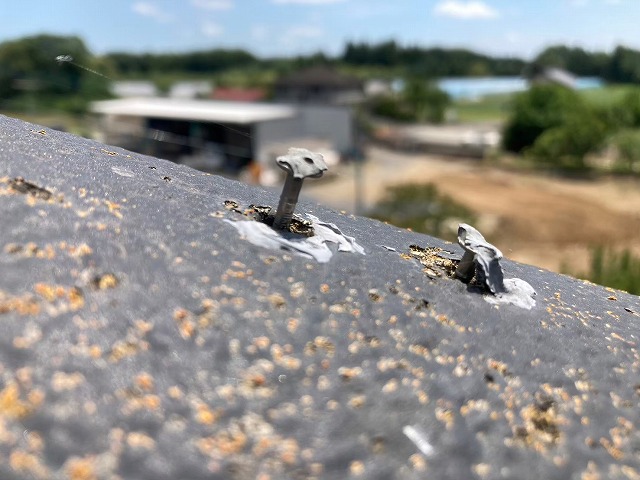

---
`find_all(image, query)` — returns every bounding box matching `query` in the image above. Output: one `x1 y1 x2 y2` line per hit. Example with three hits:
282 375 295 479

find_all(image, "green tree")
341 41 525 76
403 79 450 123
504 85 610 168
104 48 256 75
605 129 640 172
528 114 606 169
370 79 450 124
605 46 640 83
586 88 640 136
1 35 83 95
502 85 590 153
534 45 608 77
616 89 640 127
0 34 110 111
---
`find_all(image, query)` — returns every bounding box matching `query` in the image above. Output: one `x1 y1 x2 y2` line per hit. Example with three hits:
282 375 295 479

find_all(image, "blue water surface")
436 76 604 100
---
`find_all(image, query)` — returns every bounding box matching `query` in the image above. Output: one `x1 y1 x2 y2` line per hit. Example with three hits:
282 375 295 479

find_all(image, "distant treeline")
103 41 527 78
3 34 640 114
342 41 525 76
0 34 111 112
342 42 640 83
532 45 640 83
103 41 640 83
105 49 258 75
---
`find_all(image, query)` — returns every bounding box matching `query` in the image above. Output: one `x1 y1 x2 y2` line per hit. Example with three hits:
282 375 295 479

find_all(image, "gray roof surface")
1 114 640 479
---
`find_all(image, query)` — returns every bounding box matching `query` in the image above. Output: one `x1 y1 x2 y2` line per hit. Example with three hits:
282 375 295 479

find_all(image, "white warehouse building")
91 98 355 178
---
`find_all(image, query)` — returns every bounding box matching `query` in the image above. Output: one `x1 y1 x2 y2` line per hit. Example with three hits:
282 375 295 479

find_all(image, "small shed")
168 81 213 99
529 67 576 89
211 87 267 102
109 81 158 98
273 65 364 105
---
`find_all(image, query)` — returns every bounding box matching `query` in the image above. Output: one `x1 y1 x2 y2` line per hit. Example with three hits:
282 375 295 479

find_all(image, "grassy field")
450 84 637 124
578 84 638 106
450 93 514 123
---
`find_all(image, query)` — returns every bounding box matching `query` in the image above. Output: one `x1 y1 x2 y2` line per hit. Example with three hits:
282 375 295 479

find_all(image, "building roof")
91 97 297 124
542 67 576 88
168 81 213 99
528 66 577 89
110 80 158 98
275 65 363 89
211 87 268 102
2 114 640 479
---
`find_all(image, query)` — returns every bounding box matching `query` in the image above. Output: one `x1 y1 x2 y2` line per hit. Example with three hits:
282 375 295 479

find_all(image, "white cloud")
251 25 270 42
272 24 330 55
433 0 499 19
505 31 521 45
191 0 233 10
132 1 172 22
346 4 398 19
201 20 224 37
280 25 324 41
567 0 623 7
272 0 346 5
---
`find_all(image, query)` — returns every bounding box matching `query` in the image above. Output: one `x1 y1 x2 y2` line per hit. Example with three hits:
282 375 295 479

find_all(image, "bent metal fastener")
272 148 328 231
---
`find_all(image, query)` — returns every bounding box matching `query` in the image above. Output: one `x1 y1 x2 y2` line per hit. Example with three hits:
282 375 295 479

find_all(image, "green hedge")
573 247 640 295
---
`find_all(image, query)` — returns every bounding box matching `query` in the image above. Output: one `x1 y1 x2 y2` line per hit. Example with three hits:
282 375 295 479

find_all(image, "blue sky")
2 0 639 58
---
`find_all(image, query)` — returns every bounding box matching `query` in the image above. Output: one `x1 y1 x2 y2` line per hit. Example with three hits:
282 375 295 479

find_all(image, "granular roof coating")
1 114 640 479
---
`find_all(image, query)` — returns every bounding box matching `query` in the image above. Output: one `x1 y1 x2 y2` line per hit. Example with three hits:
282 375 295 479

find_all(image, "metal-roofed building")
528 66 577 89
109 80 158 98
168 81 213 99
273 65 365 105
211 87 268 102
91 97 355 176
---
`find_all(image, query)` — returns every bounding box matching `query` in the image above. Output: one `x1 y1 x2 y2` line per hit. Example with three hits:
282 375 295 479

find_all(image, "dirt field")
303 146 640 273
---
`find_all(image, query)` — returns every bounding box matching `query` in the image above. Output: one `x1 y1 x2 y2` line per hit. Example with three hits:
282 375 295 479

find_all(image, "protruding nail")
273 148 328 230
456 223 505 294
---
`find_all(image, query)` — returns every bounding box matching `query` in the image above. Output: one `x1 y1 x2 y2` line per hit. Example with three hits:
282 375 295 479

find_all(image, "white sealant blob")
484 277 536 310
458 224 536 309
306 214 365 255
224 214 365 263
